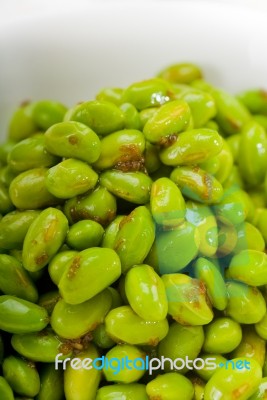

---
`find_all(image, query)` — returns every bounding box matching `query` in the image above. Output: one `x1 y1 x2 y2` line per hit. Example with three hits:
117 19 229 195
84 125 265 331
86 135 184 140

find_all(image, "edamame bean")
125 264 168 321
202 317 242 353
96 383 148 400
150 177 186 227
22 208 68 272
45 158 98 198
44 121 101 163
0 295 49 334
204 358 262 400
231 327 265 368
159 129 222 166
0 376 14 400
113 206 155 273
3 356 40 397
51 289 112 339
105 305 168 346
0 254 38 303
158 63 202 84
58 247 121 304
65 100 125 136
8 134 59 172
146 372 194 400
66 220 104 250
162 274 213 325
228 250 267 286
36 364 64 400
64 344 101 400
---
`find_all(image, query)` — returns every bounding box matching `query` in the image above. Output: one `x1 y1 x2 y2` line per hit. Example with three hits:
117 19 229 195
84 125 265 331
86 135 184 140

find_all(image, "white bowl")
1 0 267 140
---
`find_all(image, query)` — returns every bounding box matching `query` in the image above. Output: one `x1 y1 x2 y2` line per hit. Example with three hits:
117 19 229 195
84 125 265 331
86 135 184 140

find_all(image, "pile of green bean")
1 62 267 399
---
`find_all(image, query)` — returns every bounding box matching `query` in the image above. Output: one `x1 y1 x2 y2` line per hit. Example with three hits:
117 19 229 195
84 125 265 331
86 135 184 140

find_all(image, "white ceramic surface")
1 0 267 140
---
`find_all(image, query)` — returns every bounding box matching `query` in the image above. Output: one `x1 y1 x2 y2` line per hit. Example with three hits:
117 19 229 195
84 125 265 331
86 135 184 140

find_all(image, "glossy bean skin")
105 305 169 346
101 215 125 248
170 166 223 205
186 201 218 257
120 103 141 129
0 295 49 334
96 383 148 400
150 177 186 228
8 104 37 142
248 377 267 400
238 120 267 186
3 356 40 397
238 89 267 115
64 186 117 227
143 100 191 144
122 78 171 110
158 323 204 374
45 158 98 199
48 251 78 285
100 170 152 204
255 312 267 340
159 129 222 166
96 87 123 105
194 258 227 311
8 134 59 172
51 289 112 339
36 363 64 400
0 210 40 250
125 264 168 321
152 221 199 274
158 63 202 84
231 327 265 368
58 247 121 304
202 317 242 354
113 206 155 273
103 344 146 383
146 372 194 400
0 376 14 400
0 254 38 303
212 88 251 135
44 121 101 163
9 168 60 209
225 281 266 324
228 250 267 286
92 323 115 349
11 329 73 362
93 129 145 171
64 344 101 400
65 100 125 136
204 358 262 400
162 274 213 326
32 100 67 130
66 220 104 250
233 222 265 254
22 208 68 272
0 183 15 214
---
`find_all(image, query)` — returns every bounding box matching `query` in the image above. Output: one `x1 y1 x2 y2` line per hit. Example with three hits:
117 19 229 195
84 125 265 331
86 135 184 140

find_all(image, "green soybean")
228 250 267 286
0 254 38 302
51 289 112 339
150 177 186 227
0 295 49 334
204 358 262 400
48 251 78 285
96 383 148 400
3 356 40 397
45 158 98 199
146 372 194 400
143 100 191 144
105 305 168 346
22 208 68 272
202 317 242 353
125 264 168 321
44 121 101 163
170 166 223 204
58 247 121 304
65 100 125 136
11 329 73 363
36 364 64 400
113 206 155 273
32 100 67 130
162 273 213 326
66 220 104 250
160 129 222 166
93 129 145 171
9 168 60 209
0 376 14 400
64 344 101 400
8 134 59 172
0 210 40 250
100 170 152 204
